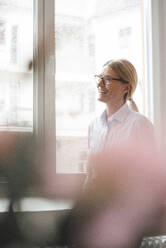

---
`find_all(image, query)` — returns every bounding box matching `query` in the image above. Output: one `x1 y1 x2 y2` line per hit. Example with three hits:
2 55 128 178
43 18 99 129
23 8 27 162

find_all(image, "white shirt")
84 103 155 187
88 103 154 154
83 104 165 244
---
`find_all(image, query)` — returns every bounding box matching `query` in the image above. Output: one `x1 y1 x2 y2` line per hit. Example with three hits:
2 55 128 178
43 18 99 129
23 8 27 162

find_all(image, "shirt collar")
101 103 130 124
110 103 130 123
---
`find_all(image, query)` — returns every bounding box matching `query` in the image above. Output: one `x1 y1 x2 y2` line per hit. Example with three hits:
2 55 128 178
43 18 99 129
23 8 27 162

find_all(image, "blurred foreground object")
0 132 39 247
56 142 166 248
0 132 37 201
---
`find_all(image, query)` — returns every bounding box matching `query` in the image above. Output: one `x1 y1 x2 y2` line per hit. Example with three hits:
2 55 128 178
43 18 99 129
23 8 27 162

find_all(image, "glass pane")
0 0 33 131
55 0 144 173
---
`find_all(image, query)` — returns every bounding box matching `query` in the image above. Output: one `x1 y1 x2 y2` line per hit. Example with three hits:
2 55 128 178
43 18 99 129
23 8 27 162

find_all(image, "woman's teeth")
99 90 108 94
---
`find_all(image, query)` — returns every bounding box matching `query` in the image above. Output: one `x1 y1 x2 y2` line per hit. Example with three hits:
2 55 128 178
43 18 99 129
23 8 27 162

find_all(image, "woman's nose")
97 78 104 87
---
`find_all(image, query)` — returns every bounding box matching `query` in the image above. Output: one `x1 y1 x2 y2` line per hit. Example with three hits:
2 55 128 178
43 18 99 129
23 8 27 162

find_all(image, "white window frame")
33 0 85 195
33 0 55 141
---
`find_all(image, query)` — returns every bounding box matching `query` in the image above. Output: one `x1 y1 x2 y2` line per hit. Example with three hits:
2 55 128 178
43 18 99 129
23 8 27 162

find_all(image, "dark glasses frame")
94 75 128 85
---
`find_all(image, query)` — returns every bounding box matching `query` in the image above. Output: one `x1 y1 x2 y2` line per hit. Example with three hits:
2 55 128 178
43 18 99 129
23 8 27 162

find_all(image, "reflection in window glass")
0 0 33 131
55 0 143 173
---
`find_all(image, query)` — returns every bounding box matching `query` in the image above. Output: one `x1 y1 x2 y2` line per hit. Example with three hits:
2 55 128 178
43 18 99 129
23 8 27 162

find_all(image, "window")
0 0 33 131
55 0 144 173
0 0 151 175
0 0 163 193
0 0 146 175
0 0 162 191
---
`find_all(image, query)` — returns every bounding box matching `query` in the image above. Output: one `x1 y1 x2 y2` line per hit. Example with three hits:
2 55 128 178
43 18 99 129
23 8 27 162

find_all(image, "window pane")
55 0 144 173
0 0 33 131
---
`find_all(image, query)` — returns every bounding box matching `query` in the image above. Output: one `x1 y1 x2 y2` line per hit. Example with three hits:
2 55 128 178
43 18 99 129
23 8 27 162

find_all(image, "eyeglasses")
94 75 128 85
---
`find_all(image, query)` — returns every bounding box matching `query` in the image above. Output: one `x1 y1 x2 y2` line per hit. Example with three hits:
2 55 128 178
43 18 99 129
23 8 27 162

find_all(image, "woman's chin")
97 96 106 103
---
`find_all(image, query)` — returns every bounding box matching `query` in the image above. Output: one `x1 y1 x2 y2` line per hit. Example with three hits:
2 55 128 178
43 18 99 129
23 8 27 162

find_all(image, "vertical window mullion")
33 0 45 139
44 0 55 140
33 0 55 142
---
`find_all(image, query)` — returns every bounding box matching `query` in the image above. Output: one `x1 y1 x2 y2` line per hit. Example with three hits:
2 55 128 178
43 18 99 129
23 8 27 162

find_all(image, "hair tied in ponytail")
128 98 139 112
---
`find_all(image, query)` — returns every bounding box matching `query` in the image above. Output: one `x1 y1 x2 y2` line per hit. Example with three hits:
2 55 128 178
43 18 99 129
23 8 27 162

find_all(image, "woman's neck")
106 101 125 119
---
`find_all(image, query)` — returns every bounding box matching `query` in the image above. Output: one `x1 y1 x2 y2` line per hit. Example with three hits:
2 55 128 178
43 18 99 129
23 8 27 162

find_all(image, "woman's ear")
124 84 131 94
123 85 130 93
123 84 131 102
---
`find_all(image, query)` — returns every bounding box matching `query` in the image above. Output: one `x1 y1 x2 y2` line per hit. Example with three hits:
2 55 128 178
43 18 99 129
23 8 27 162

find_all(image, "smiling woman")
96 59 138 111
55 0 145 173
85 58 154 187
96 65 130 108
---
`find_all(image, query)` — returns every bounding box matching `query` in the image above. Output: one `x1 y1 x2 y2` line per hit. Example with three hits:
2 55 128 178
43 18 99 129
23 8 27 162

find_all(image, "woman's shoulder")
128 109 153 128
127 110 155 144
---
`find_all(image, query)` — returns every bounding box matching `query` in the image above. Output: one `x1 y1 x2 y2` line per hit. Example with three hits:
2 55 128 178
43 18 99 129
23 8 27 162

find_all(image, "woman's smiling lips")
98 89 108 94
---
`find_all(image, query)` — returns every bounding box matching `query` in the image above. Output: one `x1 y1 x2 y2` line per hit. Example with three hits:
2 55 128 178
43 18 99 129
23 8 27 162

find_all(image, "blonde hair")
103 59 139 112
